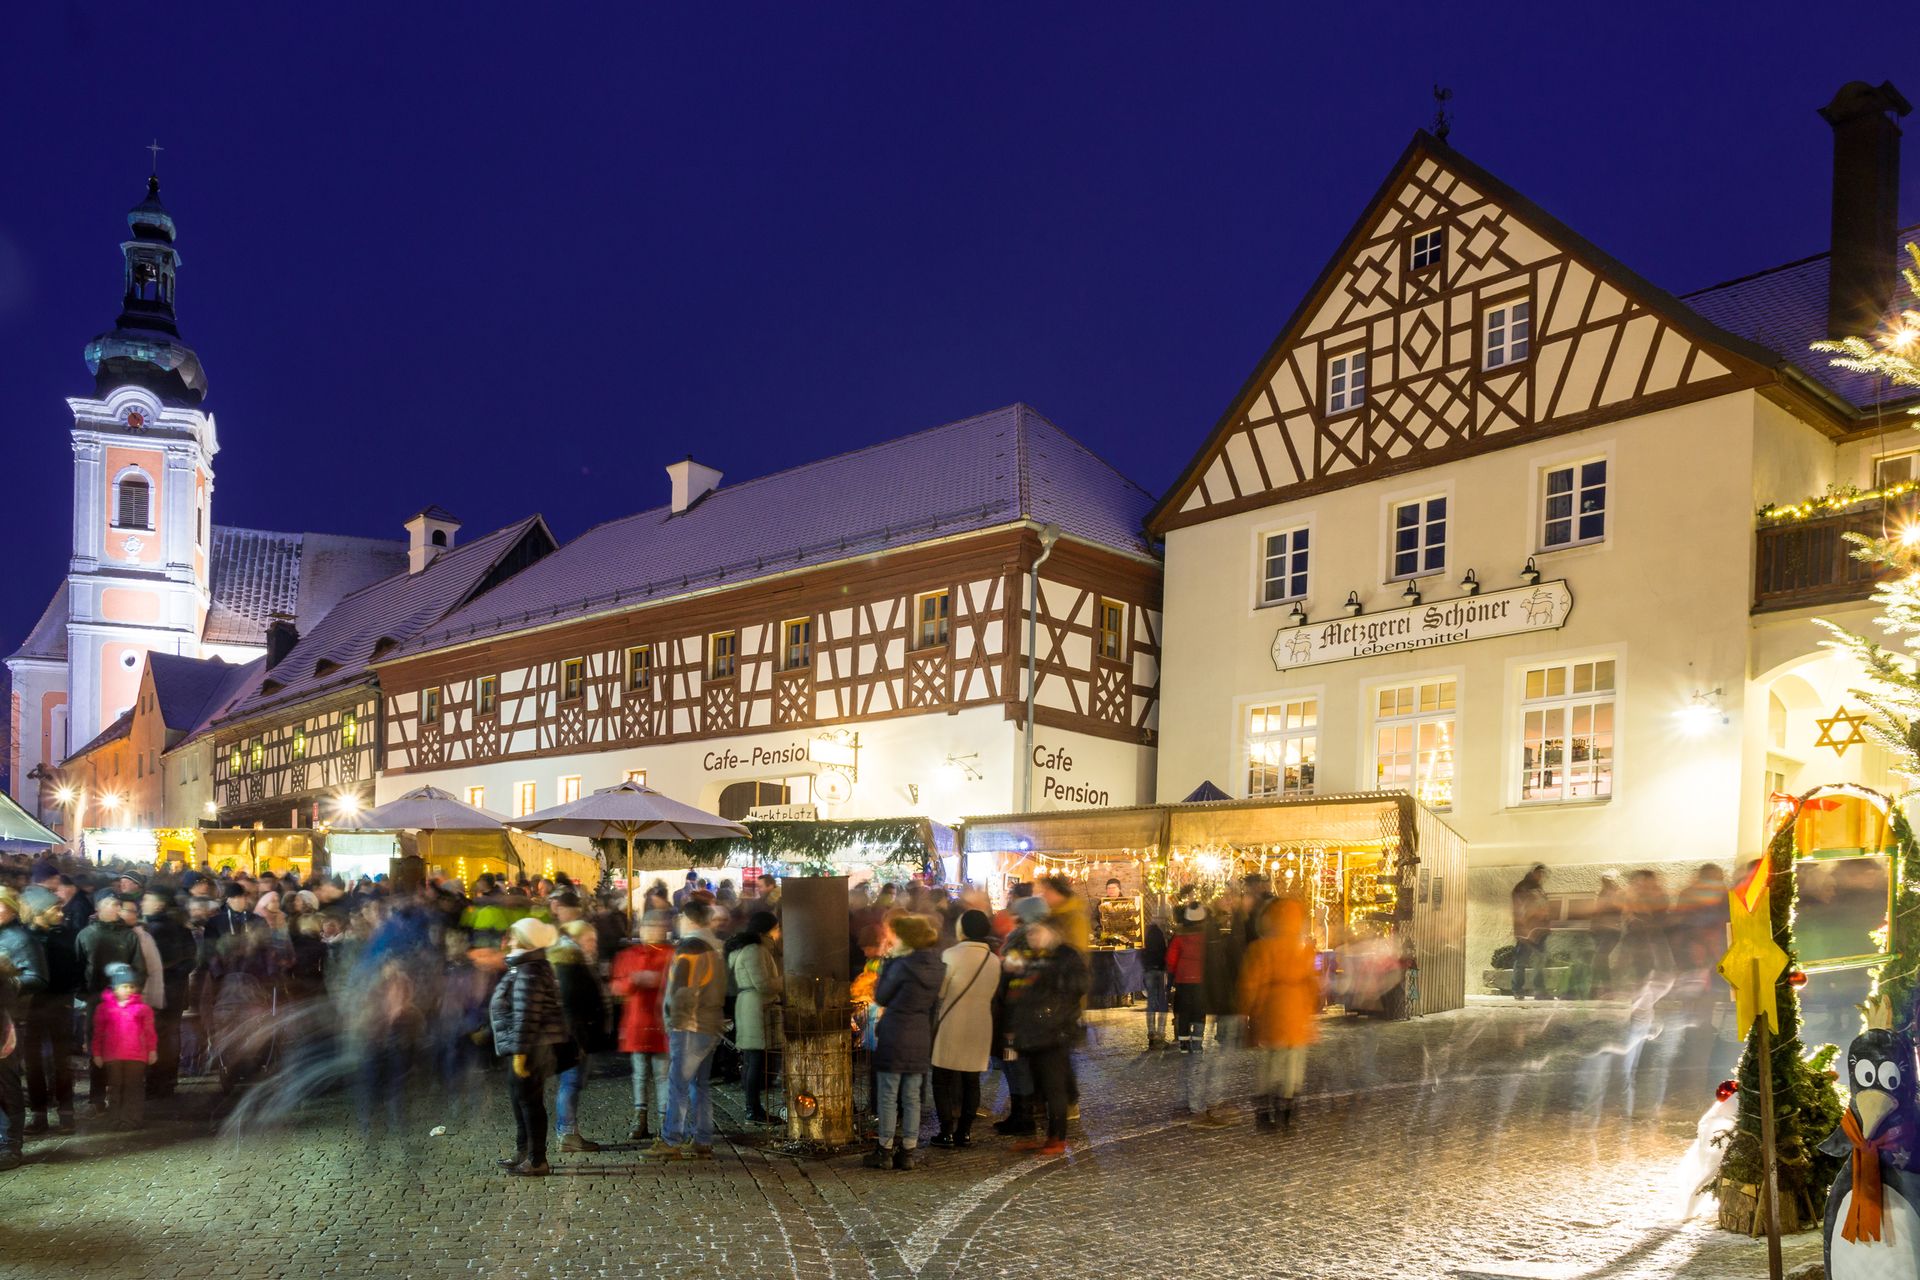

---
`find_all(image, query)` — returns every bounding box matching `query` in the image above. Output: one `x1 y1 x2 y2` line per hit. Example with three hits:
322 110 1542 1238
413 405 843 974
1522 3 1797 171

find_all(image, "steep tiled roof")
394 404 1156 660
12 584 70 662
147 652 249 737
67 707 132 763
1681 229 1920 412
214 515 553 726
203 527 406 646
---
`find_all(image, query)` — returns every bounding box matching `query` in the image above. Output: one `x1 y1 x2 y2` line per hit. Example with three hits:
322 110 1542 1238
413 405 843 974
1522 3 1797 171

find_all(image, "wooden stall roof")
962 792 1458 855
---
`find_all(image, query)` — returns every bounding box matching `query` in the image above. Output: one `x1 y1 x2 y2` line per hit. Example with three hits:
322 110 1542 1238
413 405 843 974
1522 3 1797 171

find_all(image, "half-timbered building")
372 404 1161 828
1150 82 1919 976
206 511 556 842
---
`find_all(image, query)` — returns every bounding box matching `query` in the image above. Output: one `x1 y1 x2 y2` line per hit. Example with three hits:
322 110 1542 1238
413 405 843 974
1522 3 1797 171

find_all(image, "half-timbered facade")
1151 84 1919 978
374 404 1161 825
207 513 556 829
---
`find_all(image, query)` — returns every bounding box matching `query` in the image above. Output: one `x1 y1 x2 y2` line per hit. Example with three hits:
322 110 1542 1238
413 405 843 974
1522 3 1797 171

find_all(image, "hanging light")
1343 591 1363 617
1459 568 1479 596
1520 556 1541 587
1286 601 1308 627
1401 580 1421 606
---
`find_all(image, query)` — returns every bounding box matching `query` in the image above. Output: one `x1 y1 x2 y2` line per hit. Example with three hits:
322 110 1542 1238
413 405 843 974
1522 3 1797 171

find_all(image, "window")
422 687 442 724
559 775 582 804
709 632 738 679
1410 227 1444 271
1876 450 1920 489
478 675 497 715
466 785 486 808
229 748 241 775
1389 496 1447 579
782 618 812 671
1518 658 1616 803
1327 351 1367 414
1373 677 1457 808
249 740 263 770
114 475 151 529
292 728 306 758
626 646 653 691
1097 599 1126 661
1246 698 1318 798
196 505 204 546
1260 527 1310 605
1542 458 1608 549
514 781 537 817
1483 299 1532 369
342 711 358 747
623 768 648 785
915 591 951 648
561 658 584 701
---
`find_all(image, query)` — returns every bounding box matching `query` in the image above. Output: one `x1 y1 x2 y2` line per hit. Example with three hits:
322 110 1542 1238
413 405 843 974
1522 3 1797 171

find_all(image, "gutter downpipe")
1021 523 1063 812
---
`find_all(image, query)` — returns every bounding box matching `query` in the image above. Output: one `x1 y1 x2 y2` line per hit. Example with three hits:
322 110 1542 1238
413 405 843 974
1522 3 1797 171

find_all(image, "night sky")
1 6 1913 656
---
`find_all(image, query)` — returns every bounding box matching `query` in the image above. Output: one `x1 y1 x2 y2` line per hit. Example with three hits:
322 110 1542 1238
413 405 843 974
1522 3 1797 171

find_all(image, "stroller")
208 972 278 1092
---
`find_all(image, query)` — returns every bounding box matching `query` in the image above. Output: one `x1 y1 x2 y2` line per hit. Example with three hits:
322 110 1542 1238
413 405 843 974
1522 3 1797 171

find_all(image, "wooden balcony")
1753 493 1918 612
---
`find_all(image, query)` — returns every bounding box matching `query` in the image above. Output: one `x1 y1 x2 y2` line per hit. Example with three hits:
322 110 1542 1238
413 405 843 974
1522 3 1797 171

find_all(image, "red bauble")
1716 1079 1739 1102
1788 970 1808 988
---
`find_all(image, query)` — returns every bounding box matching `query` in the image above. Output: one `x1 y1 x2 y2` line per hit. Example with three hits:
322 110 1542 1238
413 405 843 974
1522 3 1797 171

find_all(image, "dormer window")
314 658 341 677
1410 228 1445 271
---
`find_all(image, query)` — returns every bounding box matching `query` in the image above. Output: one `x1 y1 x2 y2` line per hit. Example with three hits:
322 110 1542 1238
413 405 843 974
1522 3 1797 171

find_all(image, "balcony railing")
1754 492 1919 612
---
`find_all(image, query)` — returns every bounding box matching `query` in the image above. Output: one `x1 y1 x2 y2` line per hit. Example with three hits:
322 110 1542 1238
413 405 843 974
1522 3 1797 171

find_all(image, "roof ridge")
1016 404 1155 502
293 514 543 618
1682 222 1920 299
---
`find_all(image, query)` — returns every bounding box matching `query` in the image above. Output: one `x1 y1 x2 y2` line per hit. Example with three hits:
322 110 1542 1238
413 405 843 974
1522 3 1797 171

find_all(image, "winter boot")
1280 1096 1297 1130
23 1113 47 1136
1255 1098 1278 1132
862 1142 895 1169
893 1143 920 1170
628 1111 650 1142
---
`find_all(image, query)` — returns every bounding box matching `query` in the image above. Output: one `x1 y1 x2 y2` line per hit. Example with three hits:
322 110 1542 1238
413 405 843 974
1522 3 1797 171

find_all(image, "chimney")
265 615 299 669
666 457 723 514
403 505 462 574
1820 80 1912 339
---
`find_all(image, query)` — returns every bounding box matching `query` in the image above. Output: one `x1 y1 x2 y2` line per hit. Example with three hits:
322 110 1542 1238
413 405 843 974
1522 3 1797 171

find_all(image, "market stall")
960 791 1468 1018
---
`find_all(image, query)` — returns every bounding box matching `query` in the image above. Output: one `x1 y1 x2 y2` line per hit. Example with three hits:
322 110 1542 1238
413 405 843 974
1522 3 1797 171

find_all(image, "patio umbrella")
515 780 749 905
332 784 510 873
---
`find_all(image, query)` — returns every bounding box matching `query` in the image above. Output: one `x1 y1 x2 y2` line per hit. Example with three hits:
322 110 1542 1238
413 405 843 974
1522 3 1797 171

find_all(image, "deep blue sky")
1 5 1913 656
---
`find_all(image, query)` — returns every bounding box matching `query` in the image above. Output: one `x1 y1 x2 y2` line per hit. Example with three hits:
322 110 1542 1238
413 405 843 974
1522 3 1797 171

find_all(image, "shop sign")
1270 580 1574 671
748 803 819 822
1032 744 1112 807
702 741 809 772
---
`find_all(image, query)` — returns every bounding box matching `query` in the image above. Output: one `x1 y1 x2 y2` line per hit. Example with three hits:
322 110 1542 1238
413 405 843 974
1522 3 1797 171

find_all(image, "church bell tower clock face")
124 409 144 429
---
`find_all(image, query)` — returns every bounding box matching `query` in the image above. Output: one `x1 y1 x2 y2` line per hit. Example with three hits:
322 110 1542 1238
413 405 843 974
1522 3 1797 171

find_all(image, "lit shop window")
1246 698 1317 798
1373 677 1456 809
1517 659 1615 803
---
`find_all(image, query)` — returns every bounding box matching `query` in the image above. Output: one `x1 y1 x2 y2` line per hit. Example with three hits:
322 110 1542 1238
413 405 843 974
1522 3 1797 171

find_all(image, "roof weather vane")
146 139 164 174
1431 86 1453 141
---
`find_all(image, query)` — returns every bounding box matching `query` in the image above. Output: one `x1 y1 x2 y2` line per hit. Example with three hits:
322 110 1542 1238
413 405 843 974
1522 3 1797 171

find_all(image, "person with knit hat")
487 916 568 1176
930 909 1000 1149
725 909 784 1125
90 962 156 1130
864 912 943 1170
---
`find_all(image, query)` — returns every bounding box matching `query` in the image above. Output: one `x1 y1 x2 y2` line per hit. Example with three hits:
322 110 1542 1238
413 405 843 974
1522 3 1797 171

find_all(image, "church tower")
64 171 218 741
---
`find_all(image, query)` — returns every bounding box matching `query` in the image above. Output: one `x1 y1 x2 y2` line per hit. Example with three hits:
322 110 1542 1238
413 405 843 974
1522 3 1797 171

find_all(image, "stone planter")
1714 1178 1814 1236
1481 965 1573 996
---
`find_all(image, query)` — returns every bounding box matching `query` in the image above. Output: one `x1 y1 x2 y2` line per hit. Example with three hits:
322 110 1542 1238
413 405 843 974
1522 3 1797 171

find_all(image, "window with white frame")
1876 449 1920 489
1541 458 1608 549
1327 351 1367 414
114 474 152 529
1246 698 1318 798
1517 658 1615 803
1483 299 1531 369
1389 495 1447 579
1260 526 1310 605
1373 677 1456 808
1410 228 1444 271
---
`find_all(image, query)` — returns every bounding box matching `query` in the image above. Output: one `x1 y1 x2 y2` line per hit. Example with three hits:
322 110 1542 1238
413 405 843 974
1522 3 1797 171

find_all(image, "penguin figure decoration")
1819 1023 1920 1280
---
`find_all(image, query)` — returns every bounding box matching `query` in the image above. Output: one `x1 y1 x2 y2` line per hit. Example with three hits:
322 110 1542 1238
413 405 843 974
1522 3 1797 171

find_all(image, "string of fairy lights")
1757 478 1920 525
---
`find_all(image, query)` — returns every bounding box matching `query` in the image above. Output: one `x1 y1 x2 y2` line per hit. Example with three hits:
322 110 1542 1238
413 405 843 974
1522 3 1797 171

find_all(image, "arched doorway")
717 779 791 821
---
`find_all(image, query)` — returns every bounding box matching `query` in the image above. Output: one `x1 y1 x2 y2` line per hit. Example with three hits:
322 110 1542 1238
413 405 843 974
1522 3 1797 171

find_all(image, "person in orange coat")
1238 898 1319 1131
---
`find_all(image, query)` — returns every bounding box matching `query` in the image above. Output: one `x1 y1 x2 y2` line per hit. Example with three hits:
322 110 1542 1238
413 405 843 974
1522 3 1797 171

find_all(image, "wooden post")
1753 957 1783 1280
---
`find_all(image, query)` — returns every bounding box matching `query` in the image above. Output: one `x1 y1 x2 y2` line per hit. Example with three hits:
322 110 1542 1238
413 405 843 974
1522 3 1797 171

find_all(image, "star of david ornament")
1813 705 1871 758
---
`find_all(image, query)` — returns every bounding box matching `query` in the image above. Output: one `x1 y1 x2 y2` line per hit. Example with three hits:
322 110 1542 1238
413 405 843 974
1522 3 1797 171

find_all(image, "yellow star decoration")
1719 859 1788 1038
1812 705 1870 758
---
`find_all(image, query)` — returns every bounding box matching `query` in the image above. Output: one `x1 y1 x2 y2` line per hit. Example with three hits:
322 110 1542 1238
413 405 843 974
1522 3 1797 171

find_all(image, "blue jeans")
631 1051 668 1121
555 1058 586 1136
876 1070 925 1148
665 1031 718 1147
1144 971 1169 1042
1512 937 1549 997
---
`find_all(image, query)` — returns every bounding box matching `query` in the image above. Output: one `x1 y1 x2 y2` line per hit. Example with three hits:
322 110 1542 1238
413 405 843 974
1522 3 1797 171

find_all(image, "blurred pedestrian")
1240 899 1319 1130
1165 904 1209 1053
488 917 567 1176
653 900 725 1160
1589 873 1625 998
864 913 942 1169
548 891 610 1154
138 890 192 1097
1510 864 1551 1000
1142 904 1170 1050
1003 919 1086 1157
726 910 784 1125
931 909 1000 1148
611 913 672 1141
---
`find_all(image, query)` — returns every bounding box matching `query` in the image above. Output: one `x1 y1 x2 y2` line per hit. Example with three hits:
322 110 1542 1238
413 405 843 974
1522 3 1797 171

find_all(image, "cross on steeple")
146 139 163 174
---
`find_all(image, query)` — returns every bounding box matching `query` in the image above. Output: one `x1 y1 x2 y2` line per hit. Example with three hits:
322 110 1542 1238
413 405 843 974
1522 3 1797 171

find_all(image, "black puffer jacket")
488 949 569 1055
0 920 47 1004
872 945 944 1073
75 919 146 997
1006 944 1089 1053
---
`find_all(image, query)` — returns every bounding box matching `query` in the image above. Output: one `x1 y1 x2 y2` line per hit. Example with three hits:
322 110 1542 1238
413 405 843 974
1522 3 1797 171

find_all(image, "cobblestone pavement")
0 997 1820 1280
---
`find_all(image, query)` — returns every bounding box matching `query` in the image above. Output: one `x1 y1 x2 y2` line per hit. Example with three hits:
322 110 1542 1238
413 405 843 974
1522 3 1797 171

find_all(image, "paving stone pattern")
1 999 1822 1280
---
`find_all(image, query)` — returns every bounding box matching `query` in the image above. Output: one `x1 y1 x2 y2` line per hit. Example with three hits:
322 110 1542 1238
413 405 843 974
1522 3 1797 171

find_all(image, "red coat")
610 942 672 1054
92 991 158 1062
1165 930 1206 985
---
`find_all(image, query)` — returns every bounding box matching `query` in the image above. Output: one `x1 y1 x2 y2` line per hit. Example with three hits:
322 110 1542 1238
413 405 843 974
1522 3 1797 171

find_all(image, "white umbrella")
332 784 510 875
515 779 749 902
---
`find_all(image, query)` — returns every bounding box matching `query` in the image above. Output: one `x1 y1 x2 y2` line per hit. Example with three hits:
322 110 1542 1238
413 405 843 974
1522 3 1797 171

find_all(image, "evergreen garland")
601 818 934 878
1714 819 1845 1223
1875 805 1920 1031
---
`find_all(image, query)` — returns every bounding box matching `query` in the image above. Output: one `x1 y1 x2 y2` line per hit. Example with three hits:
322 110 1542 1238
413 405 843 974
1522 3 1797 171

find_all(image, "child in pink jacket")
92 962 158 1128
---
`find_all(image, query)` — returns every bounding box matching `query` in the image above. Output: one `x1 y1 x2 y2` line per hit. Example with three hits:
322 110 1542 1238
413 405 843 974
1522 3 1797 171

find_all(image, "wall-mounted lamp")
943 752 983 781
1401 580 1422 606
1520 556 1541 587
1677 687 1727 736
1344 592 1363 617
906 783 920 804
1286 601 1308 627
1459 569 1480 596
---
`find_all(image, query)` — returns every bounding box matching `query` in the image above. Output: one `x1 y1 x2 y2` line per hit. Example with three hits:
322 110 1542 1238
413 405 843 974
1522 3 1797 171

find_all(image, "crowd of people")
0 851 1325 1177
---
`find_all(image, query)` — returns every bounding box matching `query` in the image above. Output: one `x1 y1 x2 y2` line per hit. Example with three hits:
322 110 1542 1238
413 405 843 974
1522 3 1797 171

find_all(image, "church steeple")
82 170 208 406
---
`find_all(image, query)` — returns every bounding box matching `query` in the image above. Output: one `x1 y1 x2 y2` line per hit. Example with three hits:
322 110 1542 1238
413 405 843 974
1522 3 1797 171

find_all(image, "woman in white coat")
929 910 1002 1148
